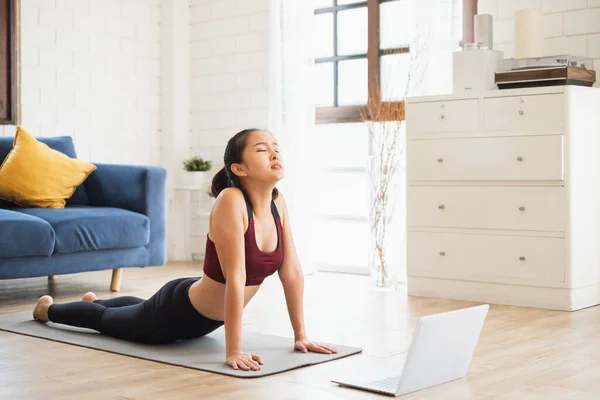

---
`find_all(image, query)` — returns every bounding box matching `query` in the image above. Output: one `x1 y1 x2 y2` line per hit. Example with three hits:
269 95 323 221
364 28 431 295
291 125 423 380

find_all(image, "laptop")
331 304 489 397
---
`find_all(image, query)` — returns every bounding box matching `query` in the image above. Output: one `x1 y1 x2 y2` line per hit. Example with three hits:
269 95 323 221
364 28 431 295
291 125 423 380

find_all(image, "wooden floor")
1 262 600 399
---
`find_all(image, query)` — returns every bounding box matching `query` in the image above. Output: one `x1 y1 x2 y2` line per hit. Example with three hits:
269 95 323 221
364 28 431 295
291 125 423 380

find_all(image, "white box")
452 49 503 92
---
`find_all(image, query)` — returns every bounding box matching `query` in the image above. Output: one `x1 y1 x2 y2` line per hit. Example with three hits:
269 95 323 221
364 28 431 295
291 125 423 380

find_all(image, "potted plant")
182 156 213 188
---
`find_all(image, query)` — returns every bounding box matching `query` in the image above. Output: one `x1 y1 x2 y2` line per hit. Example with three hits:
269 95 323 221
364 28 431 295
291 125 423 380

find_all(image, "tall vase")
367 153 398 291
369 225 390 288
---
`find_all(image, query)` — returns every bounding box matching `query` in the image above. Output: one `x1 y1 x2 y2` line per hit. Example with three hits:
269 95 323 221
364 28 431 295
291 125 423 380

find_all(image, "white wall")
0 0 162 166
189 0 270 164
187 0 271 259
0 0 274 261
161 0 193 261
479 0 600 73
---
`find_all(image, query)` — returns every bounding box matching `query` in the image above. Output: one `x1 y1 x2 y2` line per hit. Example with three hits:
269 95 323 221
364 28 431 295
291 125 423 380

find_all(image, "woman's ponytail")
211 166 229 198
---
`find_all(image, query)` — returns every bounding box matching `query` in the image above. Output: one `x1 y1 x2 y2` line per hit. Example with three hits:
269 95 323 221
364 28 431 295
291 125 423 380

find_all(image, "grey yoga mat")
0 311 362 378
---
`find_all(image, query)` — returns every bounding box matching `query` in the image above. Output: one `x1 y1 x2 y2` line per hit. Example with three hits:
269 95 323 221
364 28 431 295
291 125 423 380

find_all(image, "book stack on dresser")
405 85 600 311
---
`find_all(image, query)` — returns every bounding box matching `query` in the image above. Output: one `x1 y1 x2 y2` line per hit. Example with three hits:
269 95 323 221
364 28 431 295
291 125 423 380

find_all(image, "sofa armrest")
84 163 167 266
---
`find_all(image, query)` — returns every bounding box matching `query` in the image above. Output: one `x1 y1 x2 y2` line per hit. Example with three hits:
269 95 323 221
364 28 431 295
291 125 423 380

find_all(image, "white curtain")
268 0 317 274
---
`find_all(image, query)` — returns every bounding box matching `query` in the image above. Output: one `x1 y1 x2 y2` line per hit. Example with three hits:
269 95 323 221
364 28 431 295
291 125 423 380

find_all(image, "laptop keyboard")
369 375 401 391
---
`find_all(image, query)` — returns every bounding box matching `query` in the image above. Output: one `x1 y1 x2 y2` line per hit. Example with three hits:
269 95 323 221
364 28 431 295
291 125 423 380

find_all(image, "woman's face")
235 130 284 183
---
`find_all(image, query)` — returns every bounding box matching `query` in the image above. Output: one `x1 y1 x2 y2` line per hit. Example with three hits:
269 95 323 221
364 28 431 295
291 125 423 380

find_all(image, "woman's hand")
294 338 338 354
226 351 264 371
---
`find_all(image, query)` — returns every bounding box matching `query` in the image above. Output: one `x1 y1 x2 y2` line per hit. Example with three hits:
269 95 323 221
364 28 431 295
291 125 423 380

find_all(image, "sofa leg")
110 268 122 292
48 275 56 281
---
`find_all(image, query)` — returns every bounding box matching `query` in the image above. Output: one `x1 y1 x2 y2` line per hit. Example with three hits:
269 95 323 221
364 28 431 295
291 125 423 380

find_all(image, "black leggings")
47 277 224 344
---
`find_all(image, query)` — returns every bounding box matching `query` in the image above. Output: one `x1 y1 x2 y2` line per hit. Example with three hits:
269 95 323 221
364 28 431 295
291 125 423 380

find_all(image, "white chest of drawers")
405 86 600 311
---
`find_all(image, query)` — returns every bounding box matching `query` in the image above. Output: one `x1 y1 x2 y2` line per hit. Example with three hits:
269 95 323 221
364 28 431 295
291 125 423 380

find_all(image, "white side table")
174 186 213 261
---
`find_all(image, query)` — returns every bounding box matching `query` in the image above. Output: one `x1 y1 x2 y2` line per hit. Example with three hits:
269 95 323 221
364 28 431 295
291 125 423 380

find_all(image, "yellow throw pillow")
0 127 97 208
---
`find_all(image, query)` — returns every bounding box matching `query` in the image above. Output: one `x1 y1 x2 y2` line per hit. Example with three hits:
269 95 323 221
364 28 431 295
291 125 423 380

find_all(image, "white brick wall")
188 0 271 257
479 0 600 74
189 0 270 164
1 0 162 166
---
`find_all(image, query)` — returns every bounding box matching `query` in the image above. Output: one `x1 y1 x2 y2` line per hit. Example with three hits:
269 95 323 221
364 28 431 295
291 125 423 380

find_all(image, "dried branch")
362 22 430 287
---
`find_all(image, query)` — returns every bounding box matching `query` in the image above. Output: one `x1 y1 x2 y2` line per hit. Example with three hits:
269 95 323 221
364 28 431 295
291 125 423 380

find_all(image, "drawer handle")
518 110 524 116
439 251 445 256
440 114 445 119
438 204 445 210
437 158 443 163
518 206 525 211
517 156 524 162
519 256 526 261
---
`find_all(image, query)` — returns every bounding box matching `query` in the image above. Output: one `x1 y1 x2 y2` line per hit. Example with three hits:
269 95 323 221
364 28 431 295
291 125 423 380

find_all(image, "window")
314 0 410 124
314 0 476 124
309 122 372 273
0 0 18 124
310 0 475 275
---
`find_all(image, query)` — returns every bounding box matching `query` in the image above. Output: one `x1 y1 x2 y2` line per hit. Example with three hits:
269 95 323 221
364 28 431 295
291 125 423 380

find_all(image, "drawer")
407 231 565 285
407 135 563 181
483 94 564 133
407 99 478 134
407 186 565 232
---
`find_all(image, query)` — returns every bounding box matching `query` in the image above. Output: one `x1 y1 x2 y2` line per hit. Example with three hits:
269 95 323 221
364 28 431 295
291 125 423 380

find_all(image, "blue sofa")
0 136 167 291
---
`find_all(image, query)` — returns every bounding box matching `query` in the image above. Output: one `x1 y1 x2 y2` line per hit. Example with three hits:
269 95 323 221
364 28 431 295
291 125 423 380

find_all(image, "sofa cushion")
0 127 97 209
0 133 91 209
0 209 55 258
14 207 150 254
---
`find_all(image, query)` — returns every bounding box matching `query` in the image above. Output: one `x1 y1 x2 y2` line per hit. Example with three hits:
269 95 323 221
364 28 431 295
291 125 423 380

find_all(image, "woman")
32 128 337 372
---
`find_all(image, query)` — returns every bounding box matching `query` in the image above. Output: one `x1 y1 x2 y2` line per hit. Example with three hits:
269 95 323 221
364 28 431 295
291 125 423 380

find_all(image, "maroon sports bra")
203 194 284 286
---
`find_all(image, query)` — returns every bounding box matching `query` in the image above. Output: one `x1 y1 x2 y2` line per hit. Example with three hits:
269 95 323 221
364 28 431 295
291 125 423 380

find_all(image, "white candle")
514 9 543 58
474 14 493 49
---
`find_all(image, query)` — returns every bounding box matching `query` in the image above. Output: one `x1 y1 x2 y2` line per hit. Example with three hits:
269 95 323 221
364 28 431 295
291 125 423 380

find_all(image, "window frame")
314 0 477 124
0 0 19 125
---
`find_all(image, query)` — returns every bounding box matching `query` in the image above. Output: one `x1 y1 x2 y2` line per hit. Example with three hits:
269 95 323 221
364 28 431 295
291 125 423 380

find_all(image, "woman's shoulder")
210 187 247 222
273 190 288 225
273 190 286 209
218 187 246 203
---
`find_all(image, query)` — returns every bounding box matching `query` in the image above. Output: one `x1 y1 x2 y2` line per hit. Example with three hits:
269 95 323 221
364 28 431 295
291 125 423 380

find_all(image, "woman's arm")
276 193 337 354
275 194 307 340
210 188 262 370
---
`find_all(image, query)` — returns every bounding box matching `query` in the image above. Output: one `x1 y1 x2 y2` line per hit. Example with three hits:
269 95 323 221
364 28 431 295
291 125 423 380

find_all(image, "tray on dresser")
495 66 596 89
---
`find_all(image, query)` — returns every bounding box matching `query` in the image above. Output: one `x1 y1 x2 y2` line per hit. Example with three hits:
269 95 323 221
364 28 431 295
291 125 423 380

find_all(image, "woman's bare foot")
82 292 98 302
33 295 53 322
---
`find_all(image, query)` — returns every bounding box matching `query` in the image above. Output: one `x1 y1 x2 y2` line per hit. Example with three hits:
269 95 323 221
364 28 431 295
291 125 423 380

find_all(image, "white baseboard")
407 276 600 311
